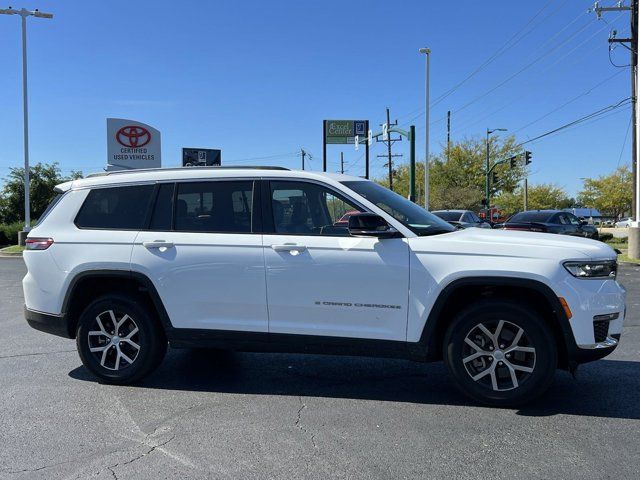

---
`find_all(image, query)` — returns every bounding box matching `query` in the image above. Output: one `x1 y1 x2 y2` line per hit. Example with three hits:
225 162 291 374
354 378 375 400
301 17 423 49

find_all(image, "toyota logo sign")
116 125 151 148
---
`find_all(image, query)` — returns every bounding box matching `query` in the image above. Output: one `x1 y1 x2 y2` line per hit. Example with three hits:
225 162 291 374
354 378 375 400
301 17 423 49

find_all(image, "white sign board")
106 118 161 171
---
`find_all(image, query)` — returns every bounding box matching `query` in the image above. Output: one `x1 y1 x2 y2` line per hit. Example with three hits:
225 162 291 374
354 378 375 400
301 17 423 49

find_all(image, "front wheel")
76 294 167 384
443 300 557 407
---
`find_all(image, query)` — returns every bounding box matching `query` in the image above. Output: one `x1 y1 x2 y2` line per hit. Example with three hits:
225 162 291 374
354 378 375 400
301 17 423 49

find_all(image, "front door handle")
272 243 306 253
143 240 175 249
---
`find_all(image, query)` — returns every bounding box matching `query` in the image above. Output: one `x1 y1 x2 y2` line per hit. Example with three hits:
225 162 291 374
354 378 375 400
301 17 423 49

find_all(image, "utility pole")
593 0 639 258
376 107 403 190
447 110 451 162
419 47 431 209
1 7 53 243
300 149 306 170
340 152 344 174
524 177 529 211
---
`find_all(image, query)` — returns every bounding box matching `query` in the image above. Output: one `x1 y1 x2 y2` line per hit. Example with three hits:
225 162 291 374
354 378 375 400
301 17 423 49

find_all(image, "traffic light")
492 172 499 184
509 155 518 169
524 150 532 165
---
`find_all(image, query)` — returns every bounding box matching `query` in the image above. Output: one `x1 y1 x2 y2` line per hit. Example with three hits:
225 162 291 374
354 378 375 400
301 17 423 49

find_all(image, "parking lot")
0 257 639 480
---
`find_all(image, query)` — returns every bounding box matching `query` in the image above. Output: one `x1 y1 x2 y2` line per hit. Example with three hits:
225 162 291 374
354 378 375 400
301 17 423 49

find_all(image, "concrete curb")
0 252 23 258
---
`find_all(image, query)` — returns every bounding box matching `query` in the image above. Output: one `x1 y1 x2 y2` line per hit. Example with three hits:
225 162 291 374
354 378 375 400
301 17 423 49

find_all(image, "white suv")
23 167 625 406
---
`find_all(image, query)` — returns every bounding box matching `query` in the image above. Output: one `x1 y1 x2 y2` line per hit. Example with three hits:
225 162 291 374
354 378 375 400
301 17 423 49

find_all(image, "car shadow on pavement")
69 348 640 419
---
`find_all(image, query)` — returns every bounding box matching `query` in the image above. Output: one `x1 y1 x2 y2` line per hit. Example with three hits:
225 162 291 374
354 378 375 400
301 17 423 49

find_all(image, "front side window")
270 181 362 236
175 181 253 233
567 214 581 225
342 181 454 236
75 185 154 229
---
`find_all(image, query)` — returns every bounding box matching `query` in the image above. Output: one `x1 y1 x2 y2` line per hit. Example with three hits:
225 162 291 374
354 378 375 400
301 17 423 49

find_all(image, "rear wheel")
76 294 167 384
443 300 557 407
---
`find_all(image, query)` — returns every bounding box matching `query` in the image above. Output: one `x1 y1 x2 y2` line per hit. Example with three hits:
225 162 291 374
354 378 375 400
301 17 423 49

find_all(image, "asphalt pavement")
1 257 639 480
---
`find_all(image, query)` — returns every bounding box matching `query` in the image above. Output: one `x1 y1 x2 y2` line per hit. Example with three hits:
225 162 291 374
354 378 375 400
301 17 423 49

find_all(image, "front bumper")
24 306 72 338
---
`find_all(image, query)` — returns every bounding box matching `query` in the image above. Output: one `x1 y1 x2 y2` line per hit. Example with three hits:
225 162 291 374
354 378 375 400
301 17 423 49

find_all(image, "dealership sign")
182 148 221 167
106 118 161 171
324 120 367 144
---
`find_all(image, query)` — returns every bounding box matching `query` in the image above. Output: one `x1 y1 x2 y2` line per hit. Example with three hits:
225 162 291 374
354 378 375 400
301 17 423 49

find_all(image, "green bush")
0 221 24 245
599 232 613 243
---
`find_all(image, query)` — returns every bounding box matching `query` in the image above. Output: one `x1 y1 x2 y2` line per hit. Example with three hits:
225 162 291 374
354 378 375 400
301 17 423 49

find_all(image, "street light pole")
485 127 507 216
0 7 53 237
419 47 430 210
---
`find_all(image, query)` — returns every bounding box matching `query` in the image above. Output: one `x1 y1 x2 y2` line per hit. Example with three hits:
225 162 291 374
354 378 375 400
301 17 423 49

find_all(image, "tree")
376 136 525 210
495 183 573 215
577 165 632 219
0 163 82 224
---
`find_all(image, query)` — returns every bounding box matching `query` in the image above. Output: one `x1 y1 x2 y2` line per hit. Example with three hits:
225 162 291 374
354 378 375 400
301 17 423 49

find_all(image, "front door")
131 180 268 332
262 180 410 341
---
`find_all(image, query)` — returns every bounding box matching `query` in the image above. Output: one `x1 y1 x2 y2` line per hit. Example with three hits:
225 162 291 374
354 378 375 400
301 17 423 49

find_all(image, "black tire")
443 299 557 407
76 294 167 384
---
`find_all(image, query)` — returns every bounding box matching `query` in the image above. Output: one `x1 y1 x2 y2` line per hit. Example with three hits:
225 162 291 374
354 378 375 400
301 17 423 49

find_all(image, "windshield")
342 181 455 236
433 211 463 222
508 211 554 223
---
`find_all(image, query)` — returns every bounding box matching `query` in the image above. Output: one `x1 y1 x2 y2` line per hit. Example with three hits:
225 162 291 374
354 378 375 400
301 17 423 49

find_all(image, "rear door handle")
143 240 174 249
272 243 306 253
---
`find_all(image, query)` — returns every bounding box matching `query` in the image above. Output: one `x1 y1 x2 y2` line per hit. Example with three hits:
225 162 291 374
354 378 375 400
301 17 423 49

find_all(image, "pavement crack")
107 466 118 480
104 434 177 477
0 349 76 360
295 396 318 449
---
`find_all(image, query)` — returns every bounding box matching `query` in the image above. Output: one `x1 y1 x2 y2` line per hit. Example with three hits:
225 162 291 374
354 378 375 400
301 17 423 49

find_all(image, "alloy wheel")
87 310 141 371
462 319 536 391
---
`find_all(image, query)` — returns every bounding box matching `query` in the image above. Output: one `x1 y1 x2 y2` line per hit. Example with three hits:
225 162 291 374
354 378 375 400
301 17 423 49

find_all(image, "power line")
512 69 625 134
518 97 631 147
617 115 633 168
451 18 596 118
397 0 567 125
430 0 565 109
448 16 626 136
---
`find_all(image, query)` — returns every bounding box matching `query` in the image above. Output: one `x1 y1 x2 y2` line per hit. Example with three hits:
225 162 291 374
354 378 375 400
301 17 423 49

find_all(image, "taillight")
25 237 54 250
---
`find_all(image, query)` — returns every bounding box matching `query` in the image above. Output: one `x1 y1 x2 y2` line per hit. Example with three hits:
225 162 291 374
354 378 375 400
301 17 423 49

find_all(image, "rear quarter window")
75 185 155 230
34 192 65 226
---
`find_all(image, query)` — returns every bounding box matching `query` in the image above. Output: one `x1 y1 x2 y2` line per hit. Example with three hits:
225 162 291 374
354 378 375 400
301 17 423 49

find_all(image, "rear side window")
175 181 253 233
75 185 155 229
508 211 553 223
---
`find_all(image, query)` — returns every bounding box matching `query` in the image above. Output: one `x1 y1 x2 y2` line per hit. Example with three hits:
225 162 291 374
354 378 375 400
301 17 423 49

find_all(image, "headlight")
563 260 617 279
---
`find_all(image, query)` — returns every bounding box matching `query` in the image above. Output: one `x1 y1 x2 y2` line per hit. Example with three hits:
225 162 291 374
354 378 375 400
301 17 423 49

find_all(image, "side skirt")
168 328 428 362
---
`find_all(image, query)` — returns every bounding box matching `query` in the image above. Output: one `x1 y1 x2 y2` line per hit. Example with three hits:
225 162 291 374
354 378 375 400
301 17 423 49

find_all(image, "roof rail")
86 165 290 178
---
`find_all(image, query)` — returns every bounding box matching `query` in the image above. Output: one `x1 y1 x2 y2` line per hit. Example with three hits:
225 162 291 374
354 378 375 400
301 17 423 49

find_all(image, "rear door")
261 179 410 341
131 180 268 332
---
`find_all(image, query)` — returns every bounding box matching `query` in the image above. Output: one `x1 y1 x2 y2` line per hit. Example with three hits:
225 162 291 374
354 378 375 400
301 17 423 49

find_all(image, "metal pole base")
629 227 640 260
18 231 29 246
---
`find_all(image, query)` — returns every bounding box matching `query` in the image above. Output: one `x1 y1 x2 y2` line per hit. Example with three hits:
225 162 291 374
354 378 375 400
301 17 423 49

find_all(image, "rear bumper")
24 306 72 338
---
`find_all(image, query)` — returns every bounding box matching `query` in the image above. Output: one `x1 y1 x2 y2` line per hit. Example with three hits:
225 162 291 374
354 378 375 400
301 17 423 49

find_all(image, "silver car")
432 209 492 229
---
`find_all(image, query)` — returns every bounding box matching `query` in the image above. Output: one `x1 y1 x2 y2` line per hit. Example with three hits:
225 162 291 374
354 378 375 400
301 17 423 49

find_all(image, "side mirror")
348 213 399 238
579 220 588 226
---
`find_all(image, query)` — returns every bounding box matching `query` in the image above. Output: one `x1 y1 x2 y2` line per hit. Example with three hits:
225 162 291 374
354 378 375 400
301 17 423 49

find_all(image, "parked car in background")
495 210 599 239
432 210 492 229
614 218 631 228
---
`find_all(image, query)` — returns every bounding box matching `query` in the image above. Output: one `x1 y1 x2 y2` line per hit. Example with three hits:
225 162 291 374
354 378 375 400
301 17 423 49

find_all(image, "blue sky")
0 0 633 196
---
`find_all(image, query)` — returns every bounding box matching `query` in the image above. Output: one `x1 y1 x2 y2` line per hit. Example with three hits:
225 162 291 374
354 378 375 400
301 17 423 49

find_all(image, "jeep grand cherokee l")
23 167 625 406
